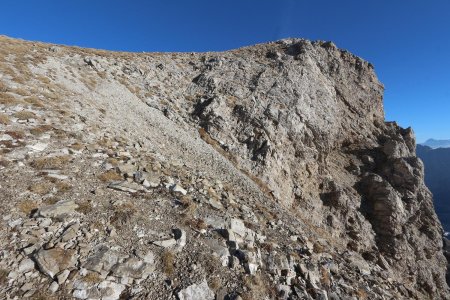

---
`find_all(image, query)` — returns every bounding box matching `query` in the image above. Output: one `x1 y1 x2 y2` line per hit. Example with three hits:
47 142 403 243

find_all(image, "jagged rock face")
187 40 384 206
181 40 447 296
0 36 448 299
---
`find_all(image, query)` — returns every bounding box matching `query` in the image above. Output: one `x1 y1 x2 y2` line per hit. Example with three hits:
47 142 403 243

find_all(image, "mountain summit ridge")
0 35 447 299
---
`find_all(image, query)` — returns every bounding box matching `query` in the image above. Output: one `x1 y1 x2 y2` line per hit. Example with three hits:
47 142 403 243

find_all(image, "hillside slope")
0 36 448 299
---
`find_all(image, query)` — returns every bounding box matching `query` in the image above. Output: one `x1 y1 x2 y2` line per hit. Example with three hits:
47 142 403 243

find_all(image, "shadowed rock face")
0 36 448 299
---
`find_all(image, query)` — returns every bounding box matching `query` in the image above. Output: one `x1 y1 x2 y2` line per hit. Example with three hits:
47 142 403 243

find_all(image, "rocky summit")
0 35 448 299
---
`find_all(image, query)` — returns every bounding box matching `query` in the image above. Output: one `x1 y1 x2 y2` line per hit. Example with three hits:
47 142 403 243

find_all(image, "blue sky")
1 0 449 142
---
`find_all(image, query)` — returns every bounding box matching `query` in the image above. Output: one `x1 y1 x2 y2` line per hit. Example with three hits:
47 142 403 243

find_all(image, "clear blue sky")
1 0 449 143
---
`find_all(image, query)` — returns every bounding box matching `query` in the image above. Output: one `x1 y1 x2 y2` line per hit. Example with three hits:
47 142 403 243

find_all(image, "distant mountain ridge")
421 138 450 149
417 144 450 231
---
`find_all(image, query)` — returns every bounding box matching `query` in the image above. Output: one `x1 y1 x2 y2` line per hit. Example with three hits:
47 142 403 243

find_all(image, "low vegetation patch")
0 93 21 106
0 268 8 285
30 155 71 170
75 201 93 215
0 113 10 125
28 182 53 195
24 96 45 108
98 170 123 182
13 110 36 120
0 81 8 92
5 130 25 140
161 250 175 277
18 200 38 215
110 202 136 227
29 124 53 135
83 272 102 284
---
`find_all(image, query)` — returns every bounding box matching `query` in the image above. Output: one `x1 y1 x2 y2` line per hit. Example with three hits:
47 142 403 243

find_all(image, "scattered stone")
18 258 35 273
108 181 143 193
49 281 59 293
177 279 214 300
98 281 126 300
57 269 70 284
8 218 23 228
208 198 223 210
221 218 255 247
73 280 126 300
173 228 187 251
153 229 186 251
171 184 187 195
60 222 80 242
34 248 77 278
153 238 177 248
141 173 160 188
21 282 34 292
47 173 69 180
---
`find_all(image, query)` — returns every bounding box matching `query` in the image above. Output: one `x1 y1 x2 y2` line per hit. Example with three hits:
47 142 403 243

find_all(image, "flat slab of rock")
112 257 154 279
18 258 35 273
38 199 78 219
27 142 48 152
83 245 119 275
34 248 77 278
108 181 143 193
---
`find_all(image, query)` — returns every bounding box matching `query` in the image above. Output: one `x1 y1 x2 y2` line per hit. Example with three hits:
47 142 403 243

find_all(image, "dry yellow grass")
179 196 198 220
30 291 58 300
75 201 93 215
0 159 10 168
0 93 21 106
36 74 51 85
30 155 71 170
356 288 368 300
320 266 331 289
13 110 36 120
11 87 30 96
162 250 175 277
110 202 136 227
5 130 25 140
80 76 98 90
82 272 102 284
0 113 10 125
43 197 59 206
241 274 276 300
208 277 221 291
0 268 8 285
98 170 122 182
29 124 53 135
0 81 8 92
184 218 208 231
106 157 120 166
18 200 38 215
70 142 85 151
24 96 45 108
28 182 53 195
55 181 72 194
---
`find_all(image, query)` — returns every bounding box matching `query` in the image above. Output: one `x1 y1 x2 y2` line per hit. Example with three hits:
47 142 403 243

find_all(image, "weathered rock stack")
0 35 448 299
